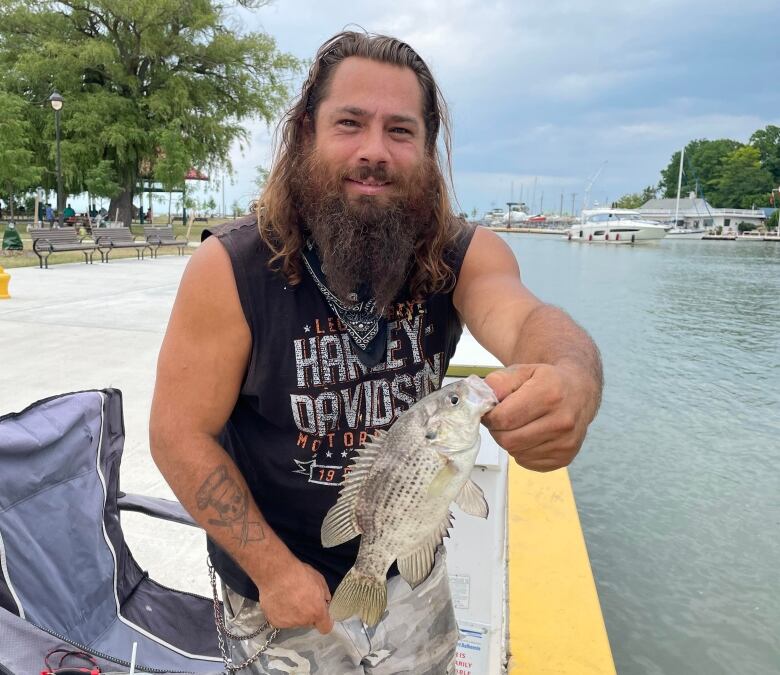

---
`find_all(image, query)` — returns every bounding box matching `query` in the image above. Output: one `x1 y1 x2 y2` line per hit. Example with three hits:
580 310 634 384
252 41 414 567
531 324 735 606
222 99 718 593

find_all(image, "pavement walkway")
0 255 212 596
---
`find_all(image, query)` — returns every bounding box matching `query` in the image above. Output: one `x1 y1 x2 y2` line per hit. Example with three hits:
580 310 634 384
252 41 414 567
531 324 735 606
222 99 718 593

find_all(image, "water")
500 234 780 675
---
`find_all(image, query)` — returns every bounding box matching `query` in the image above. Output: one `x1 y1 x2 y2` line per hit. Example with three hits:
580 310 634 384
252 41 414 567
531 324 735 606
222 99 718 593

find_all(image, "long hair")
258 30 461 299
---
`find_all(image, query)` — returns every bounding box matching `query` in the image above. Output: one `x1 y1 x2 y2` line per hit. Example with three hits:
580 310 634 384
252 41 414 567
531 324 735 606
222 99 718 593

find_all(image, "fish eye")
425 430 437 440
449 394 459 405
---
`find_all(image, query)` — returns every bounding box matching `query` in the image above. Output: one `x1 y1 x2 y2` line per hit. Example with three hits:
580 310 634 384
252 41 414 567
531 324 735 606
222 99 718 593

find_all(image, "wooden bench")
143 227 188 257
92 227 153 262
29 227 96 269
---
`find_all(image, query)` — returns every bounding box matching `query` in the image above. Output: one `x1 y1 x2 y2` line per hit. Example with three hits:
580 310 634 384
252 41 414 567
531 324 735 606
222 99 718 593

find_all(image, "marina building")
638 197 766 232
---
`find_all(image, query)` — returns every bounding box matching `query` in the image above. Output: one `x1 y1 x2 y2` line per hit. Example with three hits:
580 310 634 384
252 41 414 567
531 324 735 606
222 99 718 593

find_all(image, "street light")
48 90 64 227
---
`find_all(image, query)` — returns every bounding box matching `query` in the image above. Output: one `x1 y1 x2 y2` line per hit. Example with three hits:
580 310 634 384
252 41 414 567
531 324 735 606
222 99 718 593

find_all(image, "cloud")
225 0 780 213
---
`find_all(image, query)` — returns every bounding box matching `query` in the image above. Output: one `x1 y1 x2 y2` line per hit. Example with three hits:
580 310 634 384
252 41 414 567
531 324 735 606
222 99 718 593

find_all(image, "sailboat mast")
673 147 685 227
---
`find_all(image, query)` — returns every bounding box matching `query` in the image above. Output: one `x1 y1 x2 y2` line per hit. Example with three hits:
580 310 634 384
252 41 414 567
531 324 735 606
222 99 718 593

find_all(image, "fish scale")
321 374 497 626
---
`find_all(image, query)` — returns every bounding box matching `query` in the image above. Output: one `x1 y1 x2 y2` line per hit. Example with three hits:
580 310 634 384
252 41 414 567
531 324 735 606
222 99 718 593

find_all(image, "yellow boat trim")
446 364 499 378
507 463 615 674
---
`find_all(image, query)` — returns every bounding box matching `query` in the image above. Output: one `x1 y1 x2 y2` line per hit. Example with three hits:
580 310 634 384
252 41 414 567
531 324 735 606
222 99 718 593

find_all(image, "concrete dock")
0 255 212 596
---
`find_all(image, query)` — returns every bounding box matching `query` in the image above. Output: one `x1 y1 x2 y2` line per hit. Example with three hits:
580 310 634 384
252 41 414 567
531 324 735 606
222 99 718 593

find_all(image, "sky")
88 0 780 217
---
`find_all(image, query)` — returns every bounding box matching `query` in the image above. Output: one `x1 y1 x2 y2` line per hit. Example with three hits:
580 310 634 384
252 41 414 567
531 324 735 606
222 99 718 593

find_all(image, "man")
63 203 76 223
150 31 602 674
45 203 54 227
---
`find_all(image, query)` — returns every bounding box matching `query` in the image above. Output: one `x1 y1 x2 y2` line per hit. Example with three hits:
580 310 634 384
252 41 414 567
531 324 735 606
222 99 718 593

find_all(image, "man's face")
290 57 438 309
312 56 427 204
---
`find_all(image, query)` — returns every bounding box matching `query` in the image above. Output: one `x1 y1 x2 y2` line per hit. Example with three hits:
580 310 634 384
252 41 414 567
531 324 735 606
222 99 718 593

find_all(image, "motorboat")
483 208 506 227
568 208 667 244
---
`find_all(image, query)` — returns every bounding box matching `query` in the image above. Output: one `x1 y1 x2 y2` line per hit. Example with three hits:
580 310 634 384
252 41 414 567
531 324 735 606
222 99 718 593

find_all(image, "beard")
289 147 438 310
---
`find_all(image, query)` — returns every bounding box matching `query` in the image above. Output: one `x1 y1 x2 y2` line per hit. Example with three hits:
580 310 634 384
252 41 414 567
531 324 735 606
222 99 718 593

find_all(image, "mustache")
343 164 392 184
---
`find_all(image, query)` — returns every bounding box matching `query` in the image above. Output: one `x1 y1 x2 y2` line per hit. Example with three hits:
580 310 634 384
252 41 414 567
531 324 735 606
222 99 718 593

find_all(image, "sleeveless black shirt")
204 216 476 599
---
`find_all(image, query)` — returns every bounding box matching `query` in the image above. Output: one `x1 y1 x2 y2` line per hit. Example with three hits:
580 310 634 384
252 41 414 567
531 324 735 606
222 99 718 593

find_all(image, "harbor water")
501 234 780 675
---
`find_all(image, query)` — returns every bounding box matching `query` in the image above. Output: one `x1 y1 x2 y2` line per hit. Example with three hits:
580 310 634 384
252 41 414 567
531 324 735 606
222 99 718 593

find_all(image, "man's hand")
256 558 334 634
483 363 600 472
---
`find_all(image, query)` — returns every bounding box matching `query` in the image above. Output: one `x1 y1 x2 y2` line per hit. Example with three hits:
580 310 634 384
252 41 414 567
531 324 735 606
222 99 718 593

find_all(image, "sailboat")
665 147 707 239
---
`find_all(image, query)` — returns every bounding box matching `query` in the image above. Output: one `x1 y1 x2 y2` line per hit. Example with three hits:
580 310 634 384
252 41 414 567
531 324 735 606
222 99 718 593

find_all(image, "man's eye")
390 127 411 135
338 119 358 127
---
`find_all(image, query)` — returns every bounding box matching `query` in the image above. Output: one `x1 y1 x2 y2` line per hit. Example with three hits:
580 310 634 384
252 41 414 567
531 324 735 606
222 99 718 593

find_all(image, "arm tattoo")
195 465 265 546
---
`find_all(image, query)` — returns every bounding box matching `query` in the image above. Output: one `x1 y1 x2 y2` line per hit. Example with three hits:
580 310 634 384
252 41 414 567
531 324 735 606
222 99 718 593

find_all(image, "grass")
0 216 240 269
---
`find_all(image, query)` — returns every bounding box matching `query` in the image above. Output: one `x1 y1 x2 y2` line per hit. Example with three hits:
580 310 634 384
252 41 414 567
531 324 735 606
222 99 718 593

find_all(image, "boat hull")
567 224 666 244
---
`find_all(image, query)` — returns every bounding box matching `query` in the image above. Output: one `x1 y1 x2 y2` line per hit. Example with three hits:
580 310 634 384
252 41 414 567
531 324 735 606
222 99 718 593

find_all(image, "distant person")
146 208 153 223
63 203 76 222
45 203 54 227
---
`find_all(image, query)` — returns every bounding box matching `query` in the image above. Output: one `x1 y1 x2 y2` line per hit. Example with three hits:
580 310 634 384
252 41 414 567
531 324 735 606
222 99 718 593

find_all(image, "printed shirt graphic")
204 217 473 599
290 302 445 487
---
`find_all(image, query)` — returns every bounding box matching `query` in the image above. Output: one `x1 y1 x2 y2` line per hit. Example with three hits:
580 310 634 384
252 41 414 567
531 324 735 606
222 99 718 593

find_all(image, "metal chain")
208 557 280 673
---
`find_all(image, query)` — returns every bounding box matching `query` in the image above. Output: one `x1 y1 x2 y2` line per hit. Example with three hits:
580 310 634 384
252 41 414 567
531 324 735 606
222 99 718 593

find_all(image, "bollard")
0 265 10 299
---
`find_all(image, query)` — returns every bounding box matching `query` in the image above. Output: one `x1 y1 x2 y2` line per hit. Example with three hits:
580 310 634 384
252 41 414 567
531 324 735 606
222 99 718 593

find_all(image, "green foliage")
737 221 757 233
614 185 657 209
0 0 300 223
254 166 270 194
749 125 780 185
0 91 44 220
766 210 778 232
715 146 773 209
659 139 743 204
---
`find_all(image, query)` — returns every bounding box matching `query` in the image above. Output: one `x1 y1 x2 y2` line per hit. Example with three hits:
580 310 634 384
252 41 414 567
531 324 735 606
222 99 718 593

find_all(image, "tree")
0 0 299 225
659 139 743 204
0 91 43 222
749 125 780 187
715 146 774 209
254 166 270 196
614 185 658 209
766 209 778 232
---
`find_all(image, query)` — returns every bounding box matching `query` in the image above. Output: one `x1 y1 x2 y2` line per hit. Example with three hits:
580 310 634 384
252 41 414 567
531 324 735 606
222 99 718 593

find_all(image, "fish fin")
321 494 361 548
329 568 387 627
454 479 489 518
428 460 458 497
397 512 452 589
321 433 385 547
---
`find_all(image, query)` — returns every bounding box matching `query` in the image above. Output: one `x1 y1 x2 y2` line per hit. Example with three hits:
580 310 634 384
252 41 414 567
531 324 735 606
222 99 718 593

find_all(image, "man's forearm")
513 304 603 413
151 434 293 586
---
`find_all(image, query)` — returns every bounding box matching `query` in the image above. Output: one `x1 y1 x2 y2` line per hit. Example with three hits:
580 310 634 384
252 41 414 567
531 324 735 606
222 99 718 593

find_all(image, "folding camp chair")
0 389 224 674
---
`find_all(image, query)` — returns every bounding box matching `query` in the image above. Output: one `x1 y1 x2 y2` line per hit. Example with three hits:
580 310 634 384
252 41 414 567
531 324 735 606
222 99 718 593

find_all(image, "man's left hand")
482 363 599 472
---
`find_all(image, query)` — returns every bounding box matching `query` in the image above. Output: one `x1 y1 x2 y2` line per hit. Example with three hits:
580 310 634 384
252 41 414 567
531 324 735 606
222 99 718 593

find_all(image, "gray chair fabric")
0 389 224 674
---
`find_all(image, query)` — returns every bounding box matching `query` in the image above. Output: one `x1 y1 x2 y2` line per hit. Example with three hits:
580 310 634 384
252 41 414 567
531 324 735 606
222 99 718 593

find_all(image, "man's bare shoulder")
456 226 521 288
173 235 248 334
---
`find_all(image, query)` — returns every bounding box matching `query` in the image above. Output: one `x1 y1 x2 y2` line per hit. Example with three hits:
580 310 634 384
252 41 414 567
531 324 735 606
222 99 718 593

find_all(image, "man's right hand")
257 558 334 634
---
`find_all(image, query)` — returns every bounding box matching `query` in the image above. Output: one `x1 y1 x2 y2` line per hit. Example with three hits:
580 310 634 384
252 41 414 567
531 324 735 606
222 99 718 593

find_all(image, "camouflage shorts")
221 548 457 674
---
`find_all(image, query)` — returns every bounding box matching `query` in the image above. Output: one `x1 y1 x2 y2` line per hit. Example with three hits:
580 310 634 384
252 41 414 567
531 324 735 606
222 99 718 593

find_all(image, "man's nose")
358 125 390 165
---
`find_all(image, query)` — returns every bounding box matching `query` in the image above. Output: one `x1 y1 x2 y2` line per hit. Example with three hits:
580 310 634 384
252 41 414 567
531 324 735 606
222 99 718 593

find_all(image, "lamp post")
48 91 64 227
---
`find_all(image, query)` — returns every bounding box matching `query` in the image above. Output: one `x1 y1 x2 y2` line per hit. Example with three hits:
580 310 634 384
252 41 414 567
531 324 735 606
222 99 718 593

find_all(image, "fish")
321 374 498 626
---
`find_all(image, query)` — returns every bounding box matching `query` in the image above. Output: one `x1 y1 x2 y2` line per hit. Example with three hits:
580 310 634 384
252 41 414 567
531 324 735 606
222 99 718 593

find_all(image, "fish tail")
329 568 387 627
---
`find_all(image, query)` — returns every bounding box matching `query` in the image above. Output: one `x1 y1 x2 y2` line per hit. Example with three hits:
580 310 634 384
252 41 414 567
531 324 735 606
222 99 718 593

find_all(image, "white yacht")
483 208 506 227
568 208 667 244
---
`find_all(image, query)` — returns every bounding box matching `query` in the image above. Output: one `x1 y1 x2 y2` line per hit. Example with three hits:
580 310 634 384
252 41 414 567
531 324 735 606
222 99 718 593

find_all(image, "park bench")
29 227 96 269
92 227 153 262
143 226 188 257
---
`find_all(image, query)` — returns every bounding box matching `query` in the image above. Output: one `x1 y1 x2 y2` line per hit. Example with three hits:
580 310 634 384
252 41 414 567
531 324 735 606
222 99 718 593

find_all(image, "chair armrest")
117 492 199 528
33 238 52 253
